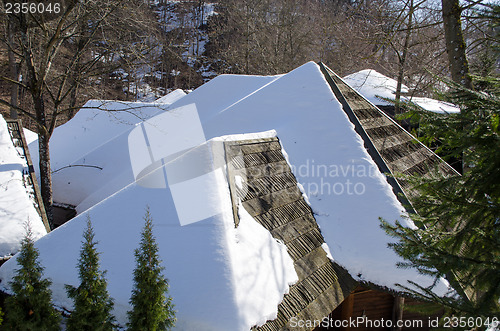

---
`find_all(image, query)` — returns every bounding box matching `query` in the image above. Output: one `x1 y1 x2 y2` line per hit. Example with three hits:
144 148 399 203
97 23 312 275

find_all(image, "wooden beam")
392 296 405 331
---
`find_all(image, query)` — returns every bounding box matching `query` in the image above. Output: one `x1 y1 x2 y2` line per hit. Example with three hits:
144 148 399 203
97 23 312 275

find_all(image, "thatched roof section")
319 63 458 210
225 137 355 331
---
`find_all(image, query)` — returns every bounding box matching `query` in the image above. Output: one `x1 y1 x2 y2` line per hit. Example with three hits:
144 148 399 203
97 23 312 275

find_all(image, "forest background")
0 0 497 226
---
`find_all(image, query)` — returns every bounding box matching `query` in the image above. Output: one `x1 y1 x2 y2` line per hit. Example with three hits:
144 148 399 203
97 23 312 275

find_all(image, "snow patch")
155 89 187 104
408 96 460 114
321 243 334 261
343 69 407 106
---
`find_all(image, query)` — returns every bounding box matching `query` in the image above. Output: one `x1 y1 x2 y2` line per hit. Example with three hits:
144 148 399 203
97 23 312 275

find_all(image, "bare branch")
0 75 28 89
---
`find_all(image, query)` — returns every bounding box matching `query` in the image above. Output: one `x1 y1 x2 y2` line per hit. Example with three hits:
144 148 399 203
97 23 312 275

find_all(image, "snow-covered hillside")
0 62 449 329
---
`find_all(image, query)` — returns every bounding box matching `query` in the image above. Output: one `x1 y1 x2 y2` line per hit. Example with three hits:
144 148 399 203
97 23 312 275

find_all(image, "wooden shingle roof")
319 63 459 210
225 138 356 331
221 65 459 330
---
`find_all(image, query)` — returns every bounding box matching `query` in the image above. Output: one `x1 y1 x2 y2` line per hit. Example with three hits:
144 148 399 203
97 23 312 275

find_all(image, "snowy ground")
0 63 451 329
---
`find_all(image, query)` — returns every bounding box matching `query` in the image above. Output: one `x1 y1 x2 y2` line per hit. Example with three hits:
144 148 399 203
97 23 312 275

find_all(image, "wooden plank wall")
319 286 442 331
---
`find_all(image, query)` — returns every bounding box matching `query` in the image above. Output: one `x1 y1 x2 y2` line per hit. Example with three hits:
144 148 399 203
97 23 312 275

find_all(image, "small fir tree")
66 216 115 330
381 76 500 320
127 208 175 330
4 227 61 330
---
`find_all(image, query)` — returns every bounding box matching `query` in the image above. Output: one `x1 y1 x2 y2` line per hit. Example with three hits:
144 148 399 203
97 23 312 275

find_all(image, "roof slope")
166 62 437 289
28 100 177 212
225 137 355 330
0 116 47 259
321 63 458 207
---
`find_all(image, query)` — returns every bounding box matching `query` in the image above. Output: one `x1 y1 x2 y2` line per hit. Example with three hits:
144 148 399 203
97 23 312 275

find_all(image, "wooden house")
218 64 459 330
0 62 460 330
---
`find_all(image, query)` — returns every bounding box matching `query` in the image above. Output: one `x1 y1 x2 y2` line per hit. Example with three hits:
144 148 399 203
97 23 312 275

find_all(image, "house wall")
315 286 443 331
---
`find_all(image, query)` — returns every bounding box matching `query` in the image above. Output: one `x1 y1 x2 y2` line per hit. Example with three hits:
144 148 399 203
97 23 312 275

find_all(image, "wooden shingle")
225 138 355 331
319 63 459 211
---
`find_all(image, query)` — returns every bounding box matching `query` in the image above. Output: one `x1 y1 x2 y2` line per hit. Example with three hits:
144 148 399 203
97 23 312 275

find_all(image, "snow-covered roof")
343 69 408 106
0 63 450 329
0 116 47 259
407 96 460 114
155 88 187 104
343 69 460 113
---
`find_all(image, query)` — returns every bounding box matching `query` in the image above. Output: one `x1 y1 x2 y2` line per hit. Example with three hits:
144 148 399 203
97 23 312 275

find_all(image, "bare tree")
0 0 161 227
461 1 499 80
206 0 324 75
386 0 446 113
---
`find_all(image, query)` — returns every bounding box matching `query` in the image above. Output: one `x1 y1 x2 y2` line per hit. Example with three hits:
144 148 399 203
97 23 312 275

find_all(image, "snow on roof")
343 69 408 106
407 96 460 114
0 62 448 329
155 88 187 104
27 100 169 211
22 127 38 145
0 116 46 259
343 69 460 113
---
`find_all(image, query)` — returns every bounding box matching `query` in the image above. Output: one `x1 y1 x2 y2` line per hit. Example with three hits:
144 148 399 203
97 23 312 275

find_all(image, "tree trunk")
68 56 82 121
7 17 20 119
395 0 414 117
441 0 473 89
38 136 54 229
19 13 54 229
68 32 84 121
391 296 405 331
68 83 79 121
35 98 54 229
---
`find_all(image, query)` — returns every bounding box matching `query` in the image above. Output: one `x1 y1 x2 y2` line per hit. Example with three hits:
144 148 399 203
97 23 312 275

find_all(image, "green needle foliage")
381 76 500 320
127 208 175 331
66 216 115 331
4 227 61 330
